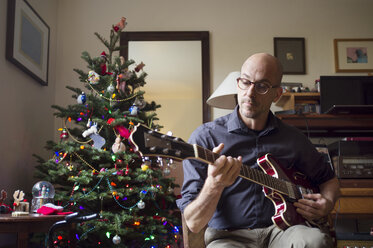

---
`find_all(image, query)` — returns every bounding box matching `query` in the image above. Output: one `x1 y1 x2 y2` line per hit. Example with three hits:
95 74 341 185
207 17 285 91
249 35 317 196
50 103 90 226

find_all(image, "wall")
1 0 372 220
0 0 58 245
0 0 58 198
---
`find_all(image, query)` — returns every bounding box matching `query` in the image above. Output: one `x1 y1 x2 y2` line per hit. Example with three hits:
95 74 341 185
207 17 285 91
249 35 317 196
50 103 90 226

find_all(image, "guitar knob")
175 150 181 156
173 137 180 141
163 148 169 154
167 131 173 136
150 146 156 152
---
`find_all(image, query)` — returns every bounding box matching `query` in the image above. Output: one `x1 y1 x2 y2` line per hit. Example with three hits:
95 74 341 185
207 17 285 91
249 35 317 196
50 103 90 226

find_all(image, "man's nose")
244 83 256 96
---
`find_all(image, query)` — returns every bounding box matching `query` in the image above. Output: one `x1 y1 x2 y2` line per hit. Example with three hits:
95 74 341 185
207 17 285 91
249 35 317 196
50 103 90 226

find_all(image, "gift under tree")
34 17 181 248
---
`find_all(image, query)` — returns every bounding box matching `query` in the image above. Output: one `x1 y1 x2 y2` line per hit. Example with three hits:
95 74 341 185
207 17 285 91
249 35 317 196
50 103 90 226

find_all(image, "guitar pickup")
297 186 314 198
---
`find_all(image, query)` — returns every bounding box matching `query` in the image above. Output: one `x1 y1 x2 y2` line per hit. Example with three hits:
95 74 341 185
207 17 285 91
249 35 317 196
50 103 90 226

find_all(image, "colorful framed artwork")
334 38 373 73
6 0 50 86
274 37 305 75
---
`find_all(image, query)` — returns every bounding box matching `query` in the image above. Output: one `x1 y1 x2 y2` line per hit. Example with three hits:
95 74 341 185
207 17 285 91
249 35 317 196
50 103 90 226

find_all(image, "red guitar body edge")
257 154 319 230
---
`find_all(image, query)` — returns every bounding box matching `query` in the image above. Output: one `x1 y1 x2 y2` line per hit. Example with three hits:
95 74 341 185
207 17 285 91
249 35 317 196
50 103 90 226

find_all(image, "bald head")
241 53 283 86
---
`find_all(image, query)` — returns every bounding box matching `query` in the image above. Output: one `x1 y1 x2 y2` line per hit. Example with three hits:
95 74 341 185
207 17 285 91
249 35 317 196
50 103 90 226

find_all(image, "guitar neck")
193 144 290 196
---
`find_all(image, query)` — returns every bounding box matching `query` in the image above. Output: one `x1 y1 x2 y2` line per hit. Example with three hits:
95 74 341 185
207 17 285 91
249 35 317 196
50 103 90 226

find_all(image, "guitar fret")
204 148 214 164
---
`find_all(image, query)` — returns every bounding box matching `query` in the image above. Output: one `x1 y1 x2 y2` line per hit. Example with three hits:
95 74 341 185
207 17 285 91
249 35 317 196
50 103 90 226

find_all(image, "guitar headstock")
129 124 195 162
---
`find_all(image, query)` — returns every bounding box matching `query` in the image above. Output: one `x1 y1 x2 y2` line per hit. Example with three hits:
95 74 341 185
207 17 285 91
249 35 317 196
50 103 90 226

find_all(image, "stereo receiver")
332 156 373 179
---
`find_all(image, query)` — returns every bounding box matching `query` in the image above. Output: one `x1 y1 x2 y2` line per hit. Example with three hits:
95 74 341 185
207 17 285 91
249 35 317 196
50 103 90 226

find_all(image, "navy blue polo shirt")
176 106 335 230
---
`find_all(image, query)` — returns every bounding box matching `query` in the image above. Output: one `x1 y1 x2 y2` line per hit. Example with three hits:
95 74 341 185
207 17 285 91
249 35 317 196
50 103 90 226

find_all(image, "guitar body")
257 154 319 230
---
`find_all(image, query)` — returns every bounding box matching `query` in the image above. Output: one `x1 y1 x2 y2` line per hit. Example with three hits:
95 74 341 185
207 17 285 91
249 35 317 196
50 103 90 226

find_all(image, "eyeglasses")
236 77 280 95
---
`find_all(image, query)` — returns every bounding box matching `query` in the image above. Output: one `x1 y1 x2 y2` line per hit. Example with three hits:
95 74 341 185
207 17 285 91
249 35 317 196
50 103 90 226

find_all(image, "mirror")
120 31 210 141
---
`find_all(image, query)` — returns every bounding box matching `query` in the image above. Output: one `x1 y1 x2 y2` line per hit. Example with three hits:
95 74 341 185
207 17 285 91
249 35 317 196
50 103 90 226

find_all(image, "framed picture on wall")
334 38 373 73
274 37 305 75
6 0 50 86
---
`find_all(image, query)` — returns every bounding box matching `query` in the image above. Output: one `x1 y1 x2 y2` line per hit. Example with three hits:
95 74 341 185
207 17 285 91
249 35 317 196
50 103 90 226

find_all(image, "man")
176 53 340 247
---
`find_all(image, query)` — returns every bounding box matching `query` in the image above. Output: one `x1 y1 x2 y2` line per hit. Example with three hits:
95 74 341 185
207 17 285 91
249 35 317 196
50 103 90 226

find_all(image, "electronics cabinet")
275 92 320 112
276 114 373 247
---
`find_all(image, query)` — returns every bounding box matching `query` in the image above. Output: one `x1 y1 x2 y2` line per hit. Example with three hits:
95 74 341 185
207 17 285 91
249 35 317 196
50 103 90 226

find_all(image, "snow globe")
31 181 55 212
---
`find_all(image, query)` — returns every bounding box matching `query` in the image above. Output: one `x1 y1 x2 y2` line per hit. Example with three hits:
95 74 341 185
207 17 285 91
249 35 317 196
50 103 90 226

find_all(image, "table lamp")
206 71 240 109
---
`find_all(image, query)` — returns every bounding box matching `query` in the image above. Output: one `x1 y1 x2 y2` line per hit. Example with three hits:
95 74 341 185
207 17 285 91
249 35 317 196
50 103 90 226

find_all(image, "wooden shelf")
275 92 320 111
276 114 373 137
332 180 373 216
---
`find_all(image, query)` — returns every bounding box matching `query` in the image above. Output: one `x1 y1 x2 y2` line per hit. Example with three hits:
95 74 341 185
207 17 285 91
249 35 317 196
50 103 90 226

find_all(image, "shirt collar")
227 105 279 135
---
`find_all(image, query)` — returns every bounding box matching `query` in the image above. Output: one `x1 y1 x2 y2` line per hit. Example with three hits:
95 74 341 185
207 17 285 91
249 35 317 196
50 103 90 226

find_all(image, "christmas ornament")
137 200 145 209
129 105 139 116
60 129 68 140
91 133 106 149
100 51 107 61
134 97 146 109
120 56 125 65
163 167 171 176
77 92 86 104
86 118 93 128
115 126 131 139
167 187 174 194
112 234 121 245
122 69 132 80
100 52 112 75
88 70 100 84
82 123 98 138
107 118 115 125
116 75 126 93
113 17 127 32
0 190 11 214
134 62 145 72
111 136 126 153
12 190 29 216
107 84 115 94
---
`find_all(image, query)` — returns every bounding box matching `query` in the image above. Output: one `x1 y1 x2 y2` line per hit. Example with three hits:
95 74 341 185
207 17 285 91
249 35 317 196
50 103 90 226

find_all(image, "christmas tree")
34 17 181 248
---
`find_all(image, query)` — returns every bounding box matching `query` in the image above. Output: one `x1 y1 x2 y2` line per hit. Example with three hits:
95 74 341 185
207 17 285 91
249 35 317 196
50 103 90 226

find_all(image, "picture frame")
274 37 305 75
6 0 50 86
334 38 373 73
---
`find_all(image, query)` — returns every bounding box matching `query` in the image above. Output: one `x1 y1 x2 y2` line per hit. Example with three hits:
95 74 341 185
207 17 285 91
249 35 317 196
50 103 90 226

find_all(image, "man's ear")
272 87 283 103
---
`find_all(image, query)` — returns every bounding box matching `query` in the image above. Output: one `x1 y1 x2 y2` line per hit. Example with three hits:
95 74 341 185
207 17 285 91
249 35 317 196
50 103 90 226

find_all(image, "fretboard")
193 144 291 197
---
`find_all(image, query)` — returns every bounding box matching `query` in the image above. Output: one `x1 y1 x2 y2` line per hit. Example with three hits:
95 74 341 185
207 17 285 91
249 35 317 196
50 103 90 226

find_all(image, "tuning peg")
167 131 173 136
175 150 181 157
162 148 169 154
150 147 156 152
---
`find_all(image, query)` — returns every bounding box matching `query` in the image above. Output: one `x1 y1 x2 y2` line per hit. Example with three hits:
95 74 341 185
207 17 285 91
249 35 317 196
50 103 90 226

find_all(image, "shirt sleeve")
176 125 210 212
295 134 336 186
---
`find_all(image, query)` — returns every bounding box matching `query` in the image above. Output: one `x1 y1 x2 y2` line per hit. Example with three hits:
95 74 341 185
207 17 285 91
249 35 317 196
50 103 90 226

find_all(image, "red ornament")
100 51 107 60
115 125 130 139
60 129 68 140
134 62 145 72
107 118 115 125
113 17 127 32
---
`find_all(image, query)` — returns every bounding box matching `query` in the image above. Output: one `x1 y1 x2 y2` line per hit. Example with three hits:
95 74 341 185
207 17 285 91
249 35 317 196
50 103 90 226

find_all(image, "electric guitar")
129 124 330 231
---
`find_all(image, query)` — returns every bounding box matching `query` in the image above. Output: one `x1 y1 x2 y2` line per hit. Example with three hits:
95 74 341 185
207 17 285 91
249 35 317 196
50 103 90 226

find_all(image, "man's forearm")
183 177 225 233
319 176 340 213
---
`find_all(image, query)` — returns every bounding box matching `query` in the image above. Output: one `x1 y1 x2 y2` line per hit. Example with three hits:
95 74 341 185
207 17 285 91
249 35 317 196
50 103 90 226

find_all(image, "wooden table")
0 213 65 248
